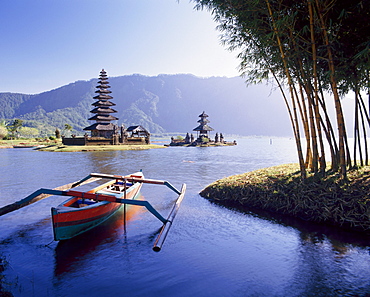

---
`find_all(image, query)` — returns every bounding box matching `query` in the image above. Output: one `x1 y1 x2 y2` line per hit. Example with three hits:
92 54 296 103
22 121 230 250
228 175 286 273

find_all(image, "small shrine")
62 69 150 146
193 111 214 142
123 125 151 144
169 111 236 147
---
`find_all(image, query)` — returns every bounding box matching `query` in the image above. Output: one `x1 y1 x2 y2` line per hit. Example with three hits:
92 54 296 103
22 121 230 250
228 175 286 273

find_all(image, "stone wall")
62 136 149 146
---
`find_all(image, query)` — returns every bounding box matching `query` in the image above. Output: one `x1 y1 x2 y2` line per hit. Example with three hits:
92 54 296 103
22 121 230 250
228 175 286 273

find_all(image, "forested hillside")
0 74 291 136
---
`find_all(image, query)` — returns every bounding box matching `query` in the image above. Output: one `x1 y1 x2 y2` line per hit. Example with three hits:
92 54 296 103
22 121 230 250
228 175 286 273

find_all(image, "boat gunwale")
54 172 144 213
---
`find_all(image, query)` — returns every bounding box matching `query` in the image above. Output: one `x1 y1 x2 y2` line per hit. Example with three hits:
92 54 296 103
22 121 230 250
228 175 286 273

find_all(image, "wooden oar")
0 175 101 217
153 183 186 252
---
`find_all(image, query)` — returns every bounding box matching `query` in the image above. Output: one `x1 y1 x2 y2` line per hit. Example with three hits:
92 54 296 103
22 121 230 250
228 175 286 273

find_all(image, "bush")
0 126 7 139
19 127 39 138
55 128 61 139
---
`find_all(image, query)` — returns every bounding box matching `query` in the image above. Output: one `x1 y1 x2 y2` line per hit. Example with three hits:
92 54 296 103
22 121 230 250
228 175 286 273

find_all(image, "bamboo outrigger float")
0 171 186 252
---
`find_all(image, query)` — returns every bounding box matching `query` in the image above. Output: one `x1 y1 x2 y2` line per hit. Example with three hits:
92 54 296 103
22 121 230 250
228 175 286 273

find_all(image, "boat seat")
72 199 96 208
97 189 127 198
116 182 133 186
130 175 142 179
102 188 121 193
79 199 95 205
99 189 124 195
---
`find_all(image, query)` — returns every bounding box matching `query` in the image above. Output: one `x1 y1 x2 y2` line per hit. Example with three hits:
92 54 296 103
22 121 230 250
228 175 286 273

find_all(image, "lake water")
0 138 369 296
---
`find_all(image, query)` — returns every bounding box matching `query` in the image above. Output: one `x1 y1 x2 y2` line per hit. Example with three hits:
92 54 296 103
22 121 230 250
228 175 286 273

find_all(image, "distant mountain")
0 74 292 136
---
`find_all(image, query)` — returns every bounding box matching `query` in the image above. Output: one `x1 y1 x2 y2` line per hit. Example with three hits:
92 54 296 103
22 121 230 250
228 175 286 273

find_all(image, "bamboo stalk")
314 0 349 177
265 0 306 178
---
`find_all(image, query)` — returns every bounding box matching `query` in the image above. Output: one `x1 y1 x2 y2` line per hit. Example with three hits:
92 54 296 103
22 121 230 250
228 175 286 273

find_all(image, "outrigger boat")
0 171 186 251
51 171 144 241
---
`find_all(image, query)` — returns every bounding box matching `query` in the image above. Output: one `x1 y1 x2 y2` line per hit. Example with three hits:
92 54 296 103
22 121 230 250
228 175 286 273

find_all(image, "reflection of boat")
54 204 144 276
51 171 144 241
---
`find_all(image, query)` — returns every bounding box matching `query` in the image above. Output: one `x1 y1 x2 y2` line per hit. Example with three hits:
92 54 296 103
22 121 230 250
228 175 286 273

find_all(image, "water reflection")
222 201 370 249
54 202 146 277
1 139 370 296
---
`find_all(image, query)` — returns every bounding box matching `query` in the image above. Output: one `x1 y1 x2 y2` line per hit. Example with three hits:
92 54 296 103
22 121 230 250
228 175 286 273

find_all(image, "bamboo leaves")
193 0 370 178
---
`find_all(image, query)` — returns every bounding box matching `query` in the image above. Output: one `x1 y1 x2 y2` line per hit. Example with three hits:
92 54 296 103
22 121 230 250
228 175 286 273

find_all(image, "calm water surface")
0 138 369 296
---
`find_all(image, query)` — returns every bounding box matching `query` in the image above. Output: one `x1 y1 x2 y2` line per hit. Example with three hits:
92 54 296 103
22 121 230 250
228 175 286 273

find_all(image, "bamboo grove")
193 0 370 179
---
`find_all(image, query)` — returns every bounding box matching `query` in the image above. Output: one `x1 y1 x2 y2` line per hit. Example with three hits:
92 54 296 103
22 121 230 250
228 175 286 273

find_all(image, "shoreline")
34 144 166 152
200 163 370 234
166 142 236 147
0 141 166 152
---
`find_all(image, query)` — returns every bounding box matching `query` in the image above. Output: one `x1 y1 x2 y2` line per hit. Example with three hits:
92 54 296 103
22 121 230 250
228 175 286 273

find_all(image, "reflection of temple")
62 69 150 146
169 111 236 147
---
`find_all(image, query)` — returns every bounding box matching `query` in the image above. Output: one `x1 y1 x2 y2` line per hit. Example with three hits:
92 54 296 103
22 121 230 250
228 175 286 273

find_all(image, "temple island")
169 111 237 147
62 69 150 146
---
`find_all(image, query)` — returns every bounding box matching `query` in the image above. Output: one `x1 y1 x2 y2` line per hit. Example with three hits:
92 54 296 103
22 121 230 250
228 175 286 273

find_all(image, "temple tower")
84 69 118 138
193 111 214 140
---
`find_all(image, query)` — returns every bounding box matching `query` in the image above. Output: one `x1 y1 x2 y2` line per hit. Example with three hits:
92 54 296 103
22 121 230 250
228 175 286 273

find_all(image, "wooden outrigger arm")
88 173 187 251
0 172 186 251
0 175 102 217
89 173 182 195
47 188 169 223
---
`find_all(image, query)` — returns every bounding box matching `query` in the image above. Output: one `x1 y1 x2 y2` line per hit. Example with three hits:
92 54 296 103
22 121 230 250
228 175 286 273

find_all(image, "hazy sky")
0 0 240 94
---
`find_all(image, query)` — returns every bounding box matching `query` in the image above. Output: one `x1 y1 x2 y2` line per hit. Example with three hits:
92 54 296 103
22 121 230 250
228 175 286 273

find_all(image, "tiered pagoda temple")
62 69 150 146
169 111 236 146
84 69 118 138
193 111 214 141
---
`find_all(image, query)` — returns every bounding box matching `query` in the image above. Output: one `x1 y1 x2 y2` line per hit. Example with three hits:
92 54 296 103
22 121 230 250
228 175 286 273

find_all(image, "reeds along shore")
200 164 370 233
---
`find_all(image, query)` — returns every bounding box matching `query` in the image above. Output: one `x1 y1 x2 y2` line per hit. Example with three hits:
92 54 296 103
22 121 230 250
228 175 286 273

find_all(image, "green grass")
0 139 61 147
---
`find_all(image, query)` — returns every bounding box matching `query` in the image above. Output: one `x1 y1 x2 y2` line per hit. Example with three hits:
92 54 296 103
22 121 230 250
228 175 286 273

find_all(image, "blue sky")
0 0 240 94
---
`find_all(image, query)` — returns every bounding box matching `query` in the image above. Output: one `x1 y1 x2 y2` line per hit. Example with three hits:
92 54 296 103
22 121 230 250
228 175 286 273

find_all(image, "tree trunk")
315 0 348 178
266 0 306 178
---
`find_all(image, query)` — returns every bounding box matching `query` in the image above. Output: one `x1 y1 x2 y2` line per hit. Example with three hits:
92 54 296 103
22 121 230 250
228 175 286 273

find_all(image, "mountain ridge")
0 74 292 136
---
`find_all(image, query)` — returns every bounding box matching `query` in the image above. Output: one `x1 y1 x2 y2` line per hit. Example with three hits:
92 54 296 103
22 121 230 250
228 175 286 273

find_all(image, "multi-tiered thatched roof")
84 69 118 137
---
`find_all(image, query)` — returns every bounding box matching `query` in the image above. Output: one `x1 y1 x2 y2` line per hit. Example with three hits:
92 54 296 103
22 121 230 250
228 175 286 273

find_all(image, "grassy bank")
34 144 165 152
0 139 61 148
200 164 370 233
0 139 165 151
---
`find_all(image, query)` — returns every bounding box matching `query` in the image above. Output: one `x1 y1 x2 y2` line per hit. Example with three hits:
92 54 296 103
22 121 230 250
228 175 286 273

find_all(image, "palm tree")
8 119 23 139
64 124 73 137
